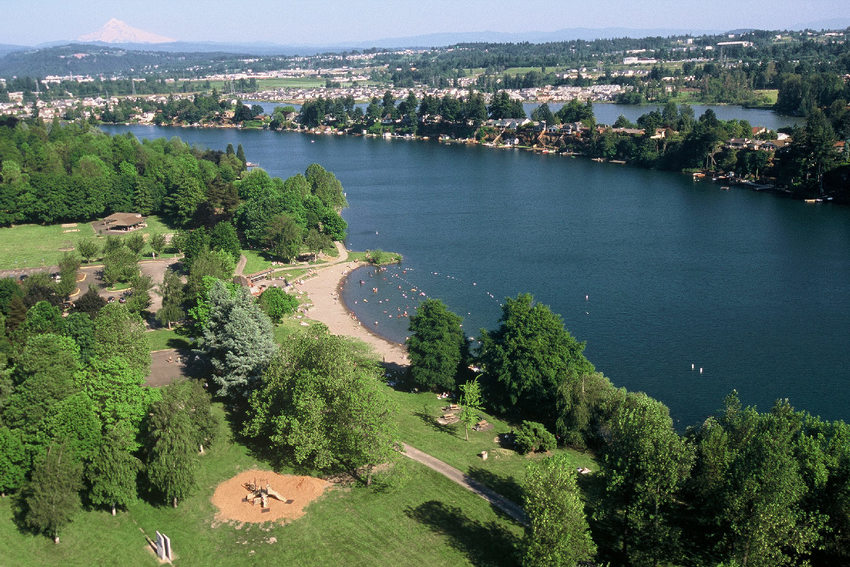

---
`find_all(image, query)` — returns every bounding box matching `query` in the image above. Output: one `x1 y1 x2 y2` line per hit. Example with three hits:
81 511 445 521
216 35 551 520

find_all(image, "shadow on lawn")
466 466 524 505
405 500 521 567
414 408 459 437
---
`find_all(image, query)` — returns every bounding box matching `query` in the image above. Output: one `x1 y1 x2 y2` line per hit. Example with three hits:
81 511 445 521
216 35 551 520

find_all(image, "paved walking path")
235 254 247 276
400 443 527 524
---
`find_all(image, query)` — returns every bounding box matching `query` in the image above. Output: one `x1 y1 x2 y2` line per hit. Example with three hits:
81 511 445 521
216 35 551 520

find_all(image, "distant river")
102 125 849 428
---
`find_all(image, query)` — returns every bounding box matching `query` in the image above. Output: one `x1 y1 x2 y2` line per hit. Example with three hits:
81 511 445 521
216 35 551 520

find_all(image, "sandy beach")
292 243 410 367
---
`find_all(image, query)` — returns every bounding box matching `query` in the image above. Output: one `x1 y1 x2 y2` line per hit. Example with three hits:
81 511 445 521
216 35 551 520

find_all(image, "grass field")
0 405 524 567
146 328 192 352
0 215 179 270
240 249 275 275
0 222 96 270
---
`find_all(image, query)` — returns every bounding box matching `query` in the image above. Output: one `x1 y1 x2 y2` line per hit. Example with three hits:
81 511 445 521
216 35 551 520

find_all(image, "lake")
102 124 849 428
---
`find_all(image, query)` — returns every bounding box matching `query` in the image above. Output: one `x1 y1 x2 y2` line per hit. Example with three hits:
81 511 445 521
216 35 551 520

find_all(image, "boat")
721 186 730 191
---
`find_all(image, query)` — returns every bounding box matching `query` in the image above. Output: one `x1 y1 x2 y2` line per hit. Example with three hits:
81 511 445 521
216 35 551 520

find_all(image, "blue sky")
1 0 847 46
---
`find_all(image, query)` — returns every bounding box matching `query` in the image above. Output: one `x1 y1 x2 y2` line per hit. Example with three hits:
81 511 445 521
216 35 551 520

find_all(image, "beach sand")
292 244 410 367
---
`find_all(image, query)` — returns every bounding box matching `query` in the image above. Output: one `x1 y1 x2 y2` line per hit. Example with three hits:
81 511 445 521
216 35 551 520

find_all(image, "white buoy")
691 363 695 370
585 294 589 301
699 367 703 374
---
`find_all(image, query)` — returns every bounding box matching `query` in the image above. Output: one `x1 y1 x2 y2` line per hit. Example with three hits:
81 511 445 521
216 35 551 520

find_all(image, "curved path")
400 443 527 524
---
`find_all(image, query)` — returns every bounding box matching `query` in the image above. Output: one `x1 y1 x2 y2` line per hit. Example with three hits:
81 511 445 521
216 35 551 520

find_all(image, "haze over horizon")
1 0 848 47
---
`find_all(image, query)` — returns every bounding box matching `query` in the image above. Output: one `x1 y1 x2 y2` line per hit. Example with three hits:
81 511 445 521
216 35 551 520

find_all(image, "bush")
514 421 556 454
258 286 299 323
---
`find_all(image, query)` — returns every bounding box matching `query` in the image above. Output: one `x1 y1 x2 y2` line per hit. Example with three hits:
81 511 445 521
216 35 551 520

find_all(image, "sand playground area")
211 469 330 524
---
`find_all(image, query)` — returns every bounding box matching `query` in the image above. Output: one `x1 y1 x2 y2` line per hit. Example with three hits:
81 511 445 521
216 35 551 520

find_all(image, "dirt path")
235 254 247 276
400 443 527 524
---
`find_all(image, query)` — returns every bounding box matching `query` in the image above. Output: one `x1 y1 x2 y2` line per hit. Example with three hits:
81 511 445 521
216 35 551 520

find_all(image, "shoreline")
292 245 409 368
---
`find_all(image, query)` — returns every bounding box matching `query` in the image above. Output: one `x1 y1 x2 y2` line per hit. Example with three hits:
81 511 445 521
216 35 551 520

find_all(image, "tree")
407 299 466 392
257 286 299 323
244 328 398 484
304 228 331 260
209 221 241 262
64 311 95 363
74 355 155 435
149 232 166 259
55 253 80 299
0 426 26 496
125 232 145 256
522 455 596 567
196 280 277 398
22 443 83 543
102 246 138 287
264 213 302 262
157 269 185 329
514 420 557 454
72 287 106 319
86 428 141 516
124 274 153 315
305 163 347 209
478 293 594 427
22 300 65 336
144 389 198 508
186 248 235 300
236 143 247 167
601 392 693 565
531 103 555 124
458 377 484 441
93 303 150 377
0 277 23 316
688 393 825 567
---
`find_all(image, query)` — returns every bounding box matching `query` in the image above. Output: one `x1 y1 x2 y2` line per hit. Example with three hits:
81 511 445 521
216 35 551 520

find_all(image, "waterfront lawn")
0 404 523 567
387 388 597 504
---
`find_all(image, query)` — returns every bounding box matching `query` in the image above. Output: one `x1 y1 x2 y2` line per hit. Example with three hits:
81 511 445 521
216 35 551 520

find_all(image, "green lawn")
0 215 179 270
388 389 597 504
0 405 523 567
240 249 275 275
0 222 96 270
146 328 192 352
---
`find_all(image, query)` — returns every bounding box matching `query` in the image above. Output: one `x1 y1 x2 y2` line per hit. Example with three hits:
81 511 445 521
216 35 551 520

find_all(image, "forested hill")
0 118 348 256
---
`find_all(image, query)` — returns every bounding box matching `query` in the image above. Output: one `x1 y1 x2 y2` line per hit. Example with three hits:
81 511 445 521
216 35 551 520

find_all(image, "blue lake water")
102 125 849 428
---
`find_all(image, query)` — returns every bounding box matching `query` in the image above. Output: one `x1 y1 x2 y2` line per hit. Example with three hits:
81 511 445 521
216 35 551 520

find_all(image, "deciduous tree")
478 293 593 427
522 455 596 567
23 443 82 543
407 298 465 392
244 329 398 483
86 428 141 516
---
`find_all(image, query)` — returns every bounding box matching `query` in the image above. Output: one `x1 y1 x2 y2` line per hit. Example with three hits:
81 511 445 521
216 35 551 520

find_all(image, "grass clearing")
0 215 179 270
1 404 523 567
0 222 96 270
146 328 192 351
241 249 275 275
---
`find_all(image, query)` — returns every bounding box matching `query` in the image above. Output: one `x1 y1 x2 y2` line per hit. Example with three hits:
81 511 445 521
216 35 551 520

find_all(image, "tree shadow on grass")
405 500 521 567
465 466 524 505
413 408 460 437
